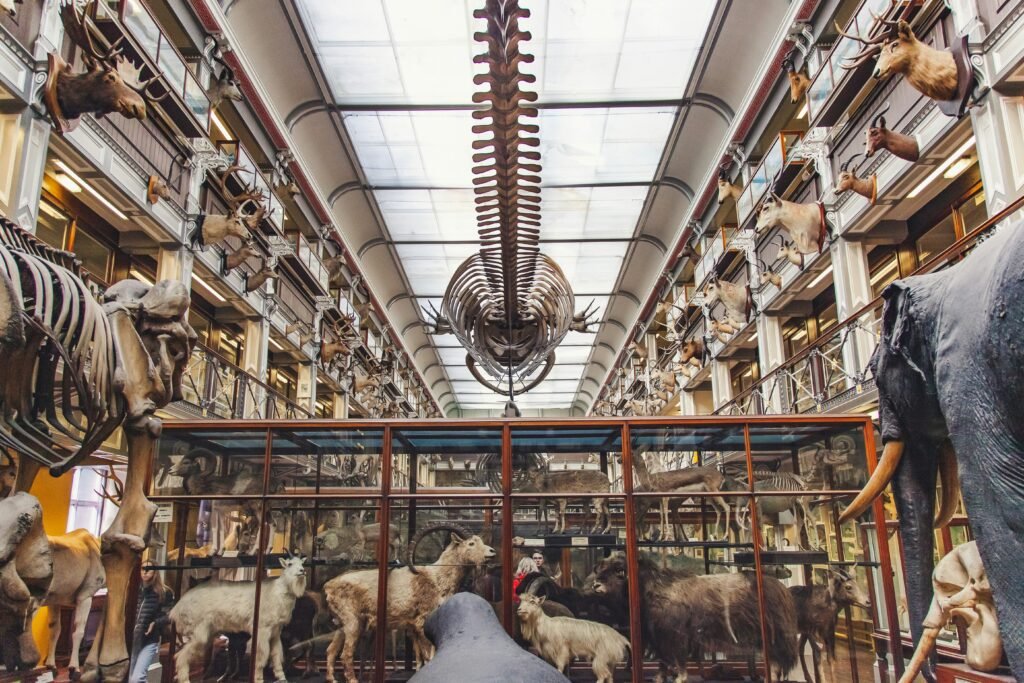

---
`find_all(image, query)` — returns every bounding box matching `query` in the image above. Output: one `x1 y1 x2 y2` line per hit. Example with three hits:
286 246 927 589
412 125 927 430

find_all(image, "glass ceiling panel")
297 0 716 105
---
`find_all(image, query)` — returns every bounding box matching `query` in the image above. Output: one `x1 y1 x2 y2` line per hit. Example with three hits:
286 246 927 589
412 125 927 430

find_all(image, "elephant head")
839 221 1024 679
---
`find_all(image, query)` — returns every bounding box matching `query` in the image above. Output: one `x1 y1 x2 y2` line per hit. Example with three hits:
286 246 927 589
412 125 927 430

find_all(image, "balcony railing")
736 131 803 226
176 341 312 420
715 193 1024 415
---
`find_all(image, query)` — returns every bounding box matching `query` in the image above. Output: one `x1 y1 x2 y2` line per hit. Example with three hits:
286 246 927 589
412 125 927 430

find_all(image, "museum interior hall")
0 0 1023 682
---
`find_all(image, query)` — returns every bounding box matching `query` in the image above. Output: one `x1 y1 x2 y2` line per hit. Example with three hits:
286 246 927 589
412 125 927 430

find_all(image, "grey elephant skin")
855 222 1024 678
409 593 569 683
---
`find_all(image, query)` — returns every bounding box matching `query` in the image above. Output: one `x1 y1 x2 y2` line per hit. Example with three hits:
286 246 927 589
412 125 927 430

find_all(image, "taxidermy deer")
835 153 876 202
223 242 261 271
208 66 242 108
192 166 266 248
320 339 351 365
705 278 753 327
838 16 958 102
52 1 166 122
757 258 782 288
863 103 919 162
783 53 811 104
244 258 278 293
755 193 827 255
717 164 742 205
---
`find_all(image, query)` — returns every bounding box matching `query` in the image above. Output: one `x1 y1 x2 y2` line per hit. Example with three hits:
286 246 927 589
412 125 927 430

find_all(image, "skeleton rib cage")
0 216 123 474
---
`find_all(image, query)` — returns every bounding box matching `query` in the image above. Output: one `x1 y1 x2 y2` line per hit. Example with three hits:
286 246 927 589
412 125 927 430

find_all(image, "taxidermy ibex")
863 103 919 162
756 193 828 255
783 52 811 104
717 163 742 205
48 1 166 126
838 16 957 102
835 152 877 203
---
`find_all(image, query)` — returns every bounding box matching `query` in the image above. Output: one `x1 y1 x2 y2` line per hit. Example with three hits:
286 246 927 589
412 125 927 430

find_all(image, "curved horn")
840 153 864 173
405 521 475 574
933 441 960 529
838 440 904 523
871 102 891 129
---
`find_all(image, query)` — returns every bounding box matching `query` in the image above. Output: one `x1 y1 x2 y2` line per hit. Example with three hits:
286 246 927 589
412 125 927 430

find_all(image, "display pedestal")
935 663 1015 683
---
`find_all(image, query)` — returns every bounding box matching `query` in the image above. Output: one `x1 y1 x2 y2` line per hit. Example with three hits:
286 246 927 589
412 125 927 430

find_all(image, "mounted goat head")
717 163 742 205
756 193 827 255
864 103 919 162
783 53 811 104
835 153 876 202
244 258 278 293
757 257 782 288
223 242 261 272
50 1 166 125
838 16 958 101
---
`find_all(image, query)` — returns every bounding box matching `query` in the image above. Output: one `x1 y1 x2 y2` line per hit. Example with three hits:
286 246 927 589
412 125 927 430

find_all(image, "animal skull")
900 541 1002 681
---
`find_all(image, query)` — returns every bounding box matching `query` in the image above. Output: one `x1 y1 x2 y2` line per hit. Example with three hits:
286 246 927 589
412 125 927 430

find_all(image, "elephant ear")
879 281 929 385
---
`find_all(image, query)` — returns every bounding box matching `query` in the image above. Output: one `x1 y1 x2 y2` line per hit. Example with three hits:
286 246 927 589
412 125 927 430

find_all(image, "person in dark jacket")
128 563 174 683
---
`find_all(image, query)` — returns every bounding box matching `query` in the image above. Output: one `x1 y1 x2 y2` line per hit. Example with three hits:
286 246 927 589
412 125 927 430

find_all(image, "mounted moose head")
835 153 877 202
838 16 958 102
47 1 166 130
864 103 920 162
717 163 742 205
782 52 811 104
755 193 828 255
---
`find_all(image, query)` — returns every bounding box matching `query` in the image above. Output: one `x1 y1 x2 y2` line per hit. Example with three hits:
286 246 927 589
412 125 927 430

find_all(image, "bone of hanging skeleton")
438 0 574 392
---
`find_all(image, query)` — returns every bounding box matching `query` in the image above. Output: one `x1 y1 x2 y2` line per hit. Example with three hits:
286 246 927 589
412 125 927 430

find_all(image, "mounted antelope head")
717 163 742 205
705 277 752 326
782 53 811 104
679 337 706 368
835 153 876 202
243 258 278 293
755 193 827 255
774 235 805 269
208 66 243 108
757 257 782 288
51 1 167 124
838 16 958 102
627 340 648 361
223 242 261 271
863 103 920 162
147 176 171 204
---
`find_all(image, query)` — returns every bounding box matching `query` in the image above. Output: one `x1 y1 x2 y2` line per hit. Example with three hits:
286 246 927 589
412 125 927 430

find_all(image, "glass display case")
148 415 900 683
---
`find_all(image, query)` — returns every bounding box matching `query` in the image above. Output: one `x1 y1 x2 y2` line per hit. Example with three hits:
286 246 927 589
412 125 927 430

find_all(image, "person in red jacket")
511 557 538 604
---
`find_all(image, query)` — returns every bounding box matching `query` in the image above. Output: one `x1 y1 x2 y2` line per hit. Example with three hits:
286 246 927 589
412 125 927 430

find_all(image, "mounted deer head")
838 16 958 102
717 163 742 205
864 103 920 162
223 242 261 272
51 1 166 125
190 165 266 248
147 176 171 205
208 66 242 108
835 153 876 201
756 193 827 255
243 258 278 293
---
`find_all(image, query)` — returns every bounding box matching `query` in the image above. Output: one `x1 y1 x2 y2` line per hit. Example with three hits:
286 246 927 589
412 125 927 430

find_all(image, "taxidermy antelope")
757 258 782 288
783 53 811 104
835 153 876 203
243 258 278 293
208 66 242 108
147 176 171 205
863 103 919 162
756 193 828 255
774 236 805 269
50 1 166 123
223 242 260 271
705 278 753 327
838 16 958 102
710 318 734 343
717 164 742 205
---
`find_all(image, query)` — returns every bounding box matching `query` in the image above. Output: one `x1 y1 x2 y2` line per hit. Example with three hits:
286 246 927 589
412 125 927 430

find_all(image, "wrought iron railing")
176 341 312 420
715 194 1024 415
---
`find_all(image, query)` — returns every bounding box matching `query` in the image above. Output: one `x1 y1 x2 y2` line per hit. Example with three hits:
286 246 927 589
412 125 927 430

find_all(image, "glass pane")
270 428 384 494
36 200 69 250
916 213 957 264
390 427 502 493
154 428 268 496
184 72 210 126
958 189 987 234
123 0 161 60
158 46 187 99
72 229 111 282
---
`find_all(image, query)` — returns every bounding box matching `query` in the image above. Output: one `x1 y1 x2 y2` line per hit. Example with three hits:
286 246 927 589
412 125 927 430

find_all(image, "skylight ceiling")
296 0 717 411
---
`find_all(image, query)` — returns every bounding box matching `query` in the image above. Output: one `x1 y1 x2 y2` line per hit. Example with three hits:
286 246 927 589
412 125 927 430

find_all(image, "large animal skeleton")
0 216 196 682
428 0 593 399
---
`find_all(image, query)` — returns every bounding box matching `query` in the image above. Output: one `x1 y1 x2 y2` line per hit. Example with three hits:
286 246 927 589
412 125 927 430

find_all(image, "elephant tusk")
898 625 941 683
839 440 904 523
934 441 960 529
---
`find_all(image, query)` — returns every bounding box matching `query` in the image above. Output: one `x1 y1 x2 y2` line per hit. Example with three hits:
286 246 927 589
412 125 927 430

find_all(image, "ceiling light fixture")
796 102 809 119
943 156 973 179
54 172 82 194
269 337 283 351
55 161 129 221
906 137 976 199
211 111 232 140
191 272 226 302
808 265 833 289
